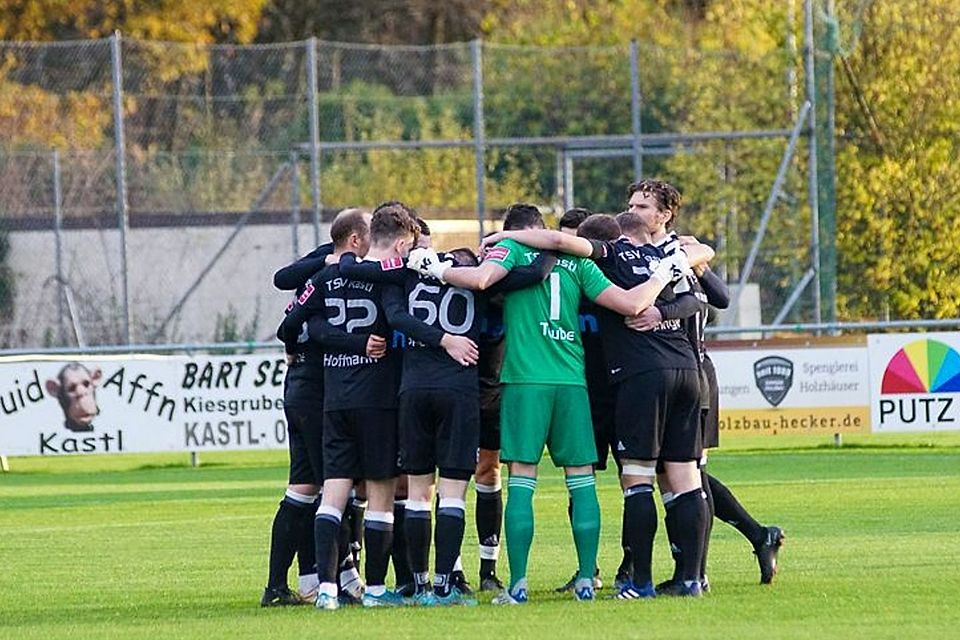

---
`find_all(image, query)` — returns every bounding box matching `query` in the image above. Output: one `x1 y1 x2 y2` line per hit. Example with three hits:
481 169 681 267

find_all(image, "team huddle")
261 179 785 610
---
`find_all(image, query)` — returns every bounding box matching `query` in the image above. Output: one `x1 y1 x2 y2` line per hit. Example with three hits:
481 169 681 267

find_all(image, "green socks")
505 474 537 591
566 474 601 581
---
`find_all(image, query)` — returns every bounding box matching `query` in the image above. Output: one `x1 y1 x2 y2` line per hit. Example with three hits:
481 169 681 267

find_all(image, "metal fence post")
817 0 838 324
290 150 300 259
52 150 65 345
804 0 822 325
471 39 486 239
307 37 322 246
629 40 644 181
563 151 574 211
110 31 132 344
734 101 811 316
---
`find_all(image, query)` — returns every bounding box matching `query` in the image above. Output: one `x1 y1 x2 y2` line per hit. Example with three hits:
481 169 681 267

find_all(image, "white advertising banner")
710 344 870 436
867 332 960 432
0 354 291 456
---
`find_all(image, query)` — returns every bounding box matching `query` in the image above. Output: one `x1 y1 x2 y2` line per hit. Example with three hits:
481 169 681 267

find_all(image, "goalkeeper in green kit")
406 203 713 603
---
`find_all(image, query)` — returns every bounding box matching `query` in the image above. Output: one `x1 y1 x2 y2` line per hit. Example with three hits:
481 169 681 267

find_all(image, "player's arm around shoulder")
272 242 334 290
339 251 408 285
480 229 597 259
437 245 511 291
678 238 715 268
697 266 730 309
591 256 684 317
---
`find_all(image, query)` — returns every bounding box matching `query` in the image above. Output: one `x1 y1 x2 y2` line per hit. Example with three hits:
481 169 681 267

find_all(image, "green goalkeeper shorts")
500 383 598 467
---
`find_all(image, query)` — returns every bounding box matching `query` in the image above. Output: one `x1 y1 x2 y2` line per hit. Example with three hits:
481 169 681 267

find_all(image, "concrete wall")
1 219 491 348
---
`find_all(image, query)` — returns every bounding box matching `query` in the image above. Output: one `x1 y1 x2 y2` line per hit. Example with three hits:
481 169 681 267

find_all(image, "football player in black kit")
627 203 785 589
280 203 421 610
477 202 715 600
337 214 555 603
600 191 711 599
262 208 372 606
339 244 481 606
597 213 705 599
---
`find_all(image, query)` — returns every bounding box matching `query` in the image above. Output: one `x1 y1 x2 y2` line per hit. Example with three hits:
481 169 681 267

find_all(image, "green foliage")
3 0 960 322
0 0 267 43
213 300 260 351
833 0 960 320
318 85 541 210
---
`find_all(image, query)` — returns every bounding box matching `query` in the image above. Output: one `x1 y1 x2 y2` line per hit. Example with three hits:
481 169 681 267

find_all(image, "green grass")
3 435 960 639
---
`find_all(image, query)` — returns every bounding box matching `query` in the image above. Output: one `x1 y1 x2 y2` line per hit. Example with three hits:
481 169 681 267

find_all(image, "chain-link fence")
1 25 839 349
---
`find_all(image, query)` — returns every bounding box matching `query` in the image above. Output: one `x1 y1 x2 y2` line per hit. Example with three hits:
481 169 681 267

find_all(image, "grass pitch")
2 433 960 639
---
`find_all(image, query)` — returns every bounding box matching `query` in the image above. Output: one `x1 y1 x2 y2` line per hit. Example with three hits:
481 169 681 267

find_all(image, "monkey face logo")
46 363 102 432
753 356 793 407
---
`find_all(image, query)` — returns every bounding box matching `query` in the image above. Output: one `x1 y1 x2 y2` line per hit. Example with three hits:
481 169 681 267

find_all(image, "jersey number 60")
408 283 475 334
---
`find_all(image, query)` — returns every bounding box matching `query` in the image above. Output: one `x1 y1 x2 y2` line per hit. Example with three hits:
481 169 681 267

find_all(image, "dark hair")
577 214 620 241
415 217 431 237
502 203 544 230
370 203 420 246
330 208 369 247
615 210 646 238
626 179 682 228
559 207 591 230
374 199 420 221
448 247 479 267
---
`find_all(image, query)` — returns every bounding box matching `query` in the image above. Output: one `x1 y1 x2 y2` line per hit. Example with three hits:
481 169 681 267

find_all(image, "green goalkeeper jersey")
486 238 612 386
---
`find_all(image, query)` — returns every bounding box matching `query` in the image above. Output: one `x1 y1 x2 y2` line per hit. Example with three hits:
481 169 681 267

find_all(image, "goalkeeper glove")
651 251 692 286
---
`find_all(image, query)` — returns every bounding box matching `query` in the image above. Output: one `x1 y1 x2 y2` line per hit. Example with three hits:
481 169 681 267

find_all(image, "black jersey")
338 250 553 395
383 270 482 394
655 235 730 363
339 252 476 393
282 262 400 411
658 276 709 362
273 242 335 291
277 271 372 407
578 298 607 394
478 296 505 394
593 237 700 381
275 243 340 407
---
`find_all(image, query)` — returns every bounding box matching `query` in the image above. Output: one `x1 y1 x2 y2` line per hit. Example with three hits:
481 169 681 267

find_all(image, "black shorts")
323 408 398 481
399 389 479 478
285 404 325 485
614 368 702 463
701 356 720 450
589 382 618 472
479 384 501 451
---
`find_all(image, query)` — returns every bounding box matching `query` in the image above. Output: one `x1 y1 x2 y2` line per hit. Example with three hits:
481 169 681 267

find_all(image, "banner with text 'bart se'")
0 354 290 456
710 345 870 436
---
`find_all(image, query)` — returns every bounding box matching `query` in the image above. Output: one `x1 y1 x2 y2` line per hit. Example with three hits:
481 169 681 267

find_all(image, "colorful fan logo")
881 339 960 394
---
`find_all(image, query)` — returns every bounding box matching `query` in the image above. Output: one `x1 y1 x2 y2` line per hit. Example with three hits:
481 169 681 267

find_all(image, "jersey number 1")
549 272 561 321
